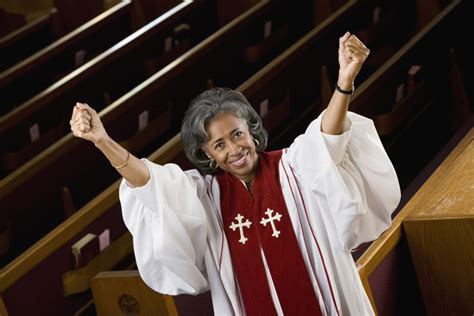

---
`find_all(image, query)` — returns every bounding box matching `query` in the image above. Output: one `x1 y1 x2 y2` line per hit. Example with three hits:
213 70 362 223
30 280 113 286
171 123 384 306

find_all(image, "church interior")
0 0 472 315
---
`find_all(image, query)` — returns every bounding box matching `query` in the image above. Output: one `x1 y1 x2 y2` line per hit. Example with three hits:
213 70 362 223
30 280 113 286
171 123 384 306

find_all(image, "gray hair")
181 87 268 174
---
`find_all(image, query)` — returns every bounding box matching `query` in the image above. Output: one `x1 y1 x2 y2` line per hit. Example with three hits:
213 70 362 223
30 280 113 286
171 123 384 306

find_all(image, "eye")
214 142 224 150
234 131 243 138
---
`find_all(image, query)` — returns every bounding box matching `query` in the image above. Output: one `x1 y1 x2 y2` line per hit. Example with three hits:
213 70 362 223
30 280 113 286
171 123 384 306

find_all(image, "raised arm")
70 103 150 187
321 32 370 135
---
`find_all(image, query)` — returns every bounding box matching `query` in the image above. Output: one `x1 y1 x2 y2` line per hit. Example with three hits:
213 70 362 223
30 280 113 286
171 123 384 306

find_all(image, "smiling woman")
203 112 259 185
181 89 267 188
69 32 400 315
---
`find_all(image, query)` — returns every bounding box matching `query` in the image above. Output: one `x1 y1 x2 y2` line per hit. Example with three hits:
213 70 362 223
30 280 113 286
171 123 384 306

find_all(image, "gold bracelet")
112 151 130 169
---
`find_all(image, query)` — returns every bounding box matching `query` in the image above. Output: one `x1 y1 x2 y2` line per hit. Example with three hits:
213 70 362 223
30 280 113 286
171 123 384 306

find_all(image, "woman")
70 32 400 315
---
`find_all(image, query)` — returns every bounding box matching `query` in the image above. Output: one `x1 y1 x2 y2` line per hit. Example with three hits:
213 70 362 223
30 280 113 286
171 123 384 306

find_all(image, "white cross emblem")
260 208 282 238
229 213 252 245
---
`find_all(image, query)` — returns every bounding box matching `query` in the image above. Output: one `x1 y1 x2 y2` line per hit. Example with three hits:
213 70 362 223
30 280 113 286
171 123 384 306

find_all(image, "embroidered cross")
260 208 282 238
229 213 252 245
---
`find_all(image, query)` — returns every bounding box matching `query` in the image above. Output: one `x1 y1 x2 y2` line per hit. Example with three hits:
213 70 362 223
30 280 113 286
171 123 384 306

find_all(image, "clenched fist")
70 103 108 144
337 32 370 89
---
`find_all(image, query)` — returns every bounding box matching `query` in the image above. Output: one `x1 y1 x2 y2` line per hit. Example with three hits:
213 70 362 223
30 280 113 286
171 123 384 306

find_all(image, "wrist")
93 132 111 148
337 71 355 90
335 81 354 95
336 79 354 91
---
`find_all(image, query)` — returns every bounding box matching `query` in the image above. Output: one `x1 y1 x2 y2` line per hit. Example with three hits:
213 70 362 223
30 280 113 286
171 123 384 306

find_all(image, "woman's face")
202 112 258 182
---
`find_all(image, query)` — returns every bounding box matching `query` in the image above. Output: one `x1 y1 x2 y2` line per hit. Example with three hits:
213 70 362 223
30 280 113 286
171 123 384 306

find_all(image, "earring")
209 159 218 169
253 138 260 147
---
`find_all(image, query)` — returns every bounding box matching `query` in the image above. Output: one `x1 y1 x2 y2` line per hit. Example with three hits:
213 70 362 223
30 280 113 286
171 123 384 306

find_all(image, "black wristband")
335 82 354 95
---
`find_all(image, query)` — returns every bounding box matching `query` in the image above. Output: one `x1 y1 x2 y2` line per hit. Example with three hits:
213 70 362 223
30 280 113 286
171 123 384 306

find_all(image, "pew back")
0 0 302 272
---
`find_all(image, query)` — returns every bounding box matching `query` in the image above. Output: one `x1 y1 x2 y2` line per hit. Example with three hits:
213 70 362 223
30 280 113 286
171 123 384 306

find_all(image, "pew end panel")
91 270 178 316
404 216 474 316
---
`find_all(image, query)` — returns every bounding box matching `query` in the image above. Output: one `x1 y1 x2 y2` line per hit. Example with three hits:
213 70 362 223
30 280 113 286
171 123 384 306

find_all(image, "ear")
202 148 212 159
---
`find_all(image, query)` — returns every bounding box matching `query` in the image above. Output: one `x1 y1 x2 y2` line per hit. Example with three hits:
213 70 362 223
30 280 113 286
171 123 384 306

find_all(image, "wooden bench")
356 122 473 315
1 0 466 314
0 7 59 72
0 8 26 38
0 0 135 116
91 270 179 316
0 0 293 177
0 1 333 313
0 0 186 117
0 0 123 72
239 0 453 148
0 0 206 177
0 134 188 315
0 0 304 272
348 0 470 189
402 127 473 315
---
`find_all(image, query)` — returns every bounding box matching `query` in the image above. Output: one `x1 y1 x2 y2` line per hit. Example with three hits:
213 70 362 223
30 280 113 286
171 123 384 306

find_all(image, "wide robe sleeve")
119 159 209 295
285 111 401 251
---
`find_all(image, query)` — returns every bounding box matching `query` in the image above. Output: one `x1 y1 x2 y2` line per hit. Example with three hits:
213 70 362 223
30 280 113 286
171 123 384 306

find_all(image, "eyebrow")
211 128 240 145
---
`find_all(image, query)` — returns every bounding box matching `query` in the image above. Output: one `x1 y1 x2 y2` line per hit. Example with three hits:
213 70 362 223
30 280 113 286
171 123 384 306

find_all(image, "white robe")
119 111 401 315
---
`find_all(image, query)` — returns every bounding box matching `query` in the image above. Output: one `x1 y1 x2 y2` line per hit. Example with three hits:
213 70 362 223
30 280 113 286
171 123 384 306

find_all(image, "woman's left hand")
337 32 370 88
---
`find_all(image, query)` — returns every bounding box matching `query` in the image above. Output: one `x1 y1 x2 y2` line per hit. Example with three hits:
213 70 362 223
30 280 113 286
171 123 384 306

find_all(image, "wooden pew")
0 7 58 72
0 0 285 177
346 2 472 314
156 1 469 313
0 8 26 37
0 0 208 177
1 0 396 308
348 0 470 189
0 135 188 315
53 0 111 35
356 122 473 315
0 0 126 72
91 270 179 316
0 0 305 272
0 0 207 260
0 1 326 312
238 0 446 150
402 127 473 316
1 0 465 313
0 0 183 117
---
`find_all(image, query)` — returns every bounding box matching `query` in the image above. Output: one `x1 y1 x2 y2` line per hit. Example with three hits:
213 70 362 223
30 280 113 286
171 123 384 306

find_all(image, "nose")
228 141 242 156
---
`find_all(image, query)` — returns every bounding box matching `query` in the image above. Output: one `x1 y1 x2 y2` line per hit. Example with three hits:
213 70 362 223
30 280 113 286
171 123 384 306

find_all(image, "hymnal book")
99 229 110 251
71 233 99 268
407 65 422 94
395 83 405 103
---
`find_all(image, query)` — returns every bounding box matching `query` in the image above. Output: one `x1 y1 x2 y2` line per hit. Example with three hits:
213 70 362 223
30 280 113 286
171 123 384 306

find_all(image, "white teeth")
232 153 247 166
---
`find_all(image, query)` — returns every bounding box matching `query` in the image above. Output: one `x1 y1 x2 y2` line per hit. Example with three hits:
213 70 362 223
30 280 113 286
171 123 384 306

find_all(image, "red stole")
216 150 322 315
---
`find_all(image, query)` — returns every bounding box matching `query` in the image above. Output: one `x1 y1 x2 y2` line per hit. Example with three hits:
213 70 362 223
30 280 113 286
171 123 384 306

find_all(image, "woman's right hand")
70 102 109 145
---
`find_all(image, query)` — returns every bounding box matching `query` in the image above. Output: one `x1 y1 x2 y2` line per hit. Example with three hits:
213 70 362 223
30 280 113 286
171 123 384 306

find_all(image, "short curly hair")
181 87 268 174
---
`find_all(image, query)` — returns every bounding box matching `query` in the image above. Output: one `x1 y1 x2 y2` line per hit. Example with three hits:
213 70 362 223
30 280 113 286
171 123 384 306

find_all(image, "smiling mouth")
230 151 248 167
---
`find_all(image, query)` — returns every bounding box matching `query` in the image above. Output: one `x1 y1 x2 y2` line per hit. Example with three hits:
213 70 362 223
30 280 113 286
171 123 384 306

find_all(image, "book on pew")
407 65 422 94
71 233 100 269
